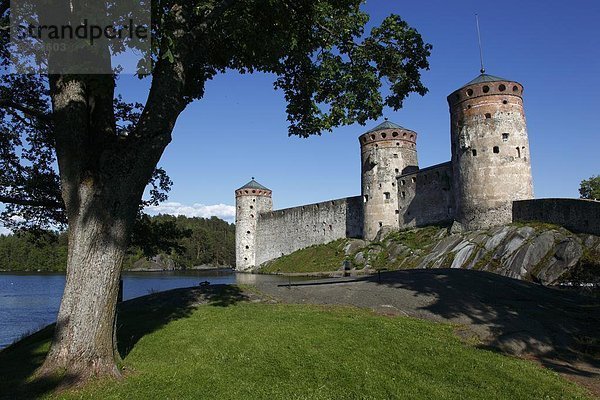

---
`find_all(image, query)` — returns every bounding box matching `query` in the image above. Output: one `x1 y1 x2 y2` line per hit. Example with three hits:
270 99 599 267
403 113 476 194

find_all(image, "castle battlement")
234 72 535 271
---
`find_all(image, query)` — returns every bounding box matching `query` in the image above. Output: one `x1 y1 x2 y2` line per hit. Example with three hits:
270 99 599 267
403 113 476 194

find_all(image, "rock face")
348 224 600 285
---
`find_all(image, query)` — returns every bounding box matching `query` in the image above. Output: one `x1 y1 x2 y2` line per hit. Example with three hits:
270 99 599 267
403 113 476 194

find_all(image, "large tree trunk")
39 183 131 379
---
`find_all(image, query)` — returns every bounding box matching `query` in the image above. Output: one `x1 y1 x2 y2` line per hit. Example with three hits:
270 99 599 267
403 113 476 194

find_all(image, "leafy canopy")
579 175 600 201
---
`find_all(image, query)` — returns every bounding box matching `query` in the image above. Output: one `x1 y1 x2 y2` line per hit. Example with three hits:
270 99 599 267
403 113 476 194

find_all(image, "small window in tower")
513 85 519 92
472 149 477 156
467 104 472 109
410 134 415 140
393 153 398 158
364 195 369 203
401 179 406 186
384 192 391 200
499 84 506 92
381 133 387 138
252 190 256 193
503 100 508 105
245 245 249 249
401 191 406 199
411 177 416 183
329 224 333 231
244 257 248 261
370 134 375 140
516 147 521 158
485 113 491 119
378 183 382 189
379 221 383 227
493 146 500 154
395 210 400 215
396 142 400 146
250 214 254 218
403 132 407 137
466 89 473 96
250 205 253 209
392 131 398 137
246 230 251 234
502 133 509 142
395 168 399 173
392 182 396 187
483 85 490 93
252 199 255 202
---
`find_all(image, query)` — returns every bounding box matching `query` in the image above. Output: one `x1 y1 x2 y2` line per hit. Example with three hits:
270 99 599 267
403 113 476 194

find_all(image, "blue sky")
2 0 599 232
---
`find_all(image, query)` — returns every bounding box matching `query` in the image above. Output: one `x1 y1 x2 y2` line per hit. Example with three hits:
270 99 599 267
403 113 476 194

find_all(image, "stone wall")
397 162 455 228
513 199 600 235
254 196 363 266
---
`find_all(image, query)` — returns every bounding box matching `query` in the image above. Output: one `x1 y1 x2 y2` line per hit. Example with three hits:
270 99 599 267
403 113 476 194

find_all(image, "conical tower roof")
237 178 270 191
460 73 510 88
365 120 408 133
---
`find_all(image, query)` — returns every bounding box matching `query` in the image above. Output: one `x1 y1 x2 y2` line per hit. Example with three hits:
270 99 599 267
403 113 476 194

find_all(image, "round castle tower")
235 179 272 271
448 73 534 230
359 121 419 240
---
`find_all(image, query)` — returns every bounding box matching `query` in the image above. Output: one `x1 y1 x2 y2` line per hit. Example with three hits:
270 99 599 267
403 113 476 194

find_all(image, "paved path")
252 269 600 396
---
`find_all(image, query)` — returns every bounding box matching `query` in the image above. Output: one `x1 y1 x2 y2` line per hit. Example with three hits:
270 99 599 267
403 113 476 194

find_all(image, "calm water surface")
0 270 301 349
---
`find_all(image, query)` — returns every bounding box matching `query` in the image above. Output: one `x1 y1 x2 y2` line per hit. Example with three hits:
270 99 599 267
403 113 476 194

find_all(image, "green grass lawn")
0 287 591 400
259 239 348 273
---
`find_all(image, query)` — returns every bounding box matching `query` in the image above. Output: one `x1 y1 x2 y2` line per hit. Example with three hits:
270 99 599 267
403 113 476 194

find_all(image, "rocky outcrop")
345 224 600 285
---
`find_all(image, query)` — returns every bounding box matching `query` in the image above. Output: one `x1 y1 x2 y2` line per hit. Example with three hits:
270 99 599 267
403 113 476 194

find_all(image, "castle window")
411 177 416 183
379 222 383 227
245 245 249 249
392 131 398 137
250 214 254 218
384 192 391 200
467 104 472 109
410 134 414 140
392 182 396 187
393 153 398 158
396 142 400 146
244 257 248 261
395 168 399 173
503 100 508 105
502 133 509 142
401 179 406 186
466 89 473 96
381 133 387 138
499 84 506 92
403 132 407 137
329 225 333 231
395 210 400 215
364 195 369 203
253 199 255 202
246 230 250 234
513 85 519 92
493 146 500 154
401 191 406 199
252 190 256 193
370 134 375 140
485 113 491 119
472 149 477 156
483 85 490 93
250 205 253 209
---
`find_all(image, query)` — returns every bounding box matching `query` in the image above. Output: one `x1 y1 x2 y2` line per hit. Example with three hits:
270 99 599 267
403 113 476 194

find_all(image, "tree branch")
0 99 52 123
0 194 63 209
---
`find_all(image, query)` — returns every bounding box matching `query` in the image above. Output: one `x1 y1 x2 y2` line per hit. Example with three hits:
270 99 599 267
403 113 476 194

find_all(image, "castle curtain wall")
397 162 455 228
254 196 363 266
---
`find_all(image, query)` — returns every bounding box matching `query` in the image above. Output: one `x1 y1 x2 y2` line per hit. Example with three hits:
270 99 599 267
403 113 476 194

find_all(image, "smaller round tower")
448 73 534 230
235 178 272 271
359 121 419 240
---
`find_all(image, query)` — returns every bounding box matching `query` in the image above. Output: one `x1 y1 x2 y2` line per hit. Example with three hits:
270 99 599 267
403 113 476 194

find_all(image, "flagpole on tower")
475 14 485 74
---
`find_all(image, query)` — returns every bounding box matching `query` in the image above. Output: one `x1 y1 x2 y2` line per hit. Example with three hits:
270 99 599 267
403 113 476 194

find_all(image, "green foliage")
260 239 347 273
0 294 590 399
385 226 442 251
0 215 235 271
579 175 600 201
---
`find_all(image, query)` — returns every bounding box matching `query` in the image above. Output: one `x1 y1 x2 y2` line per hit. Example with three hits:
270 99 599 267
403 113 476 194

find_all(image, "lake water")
0 270 300 349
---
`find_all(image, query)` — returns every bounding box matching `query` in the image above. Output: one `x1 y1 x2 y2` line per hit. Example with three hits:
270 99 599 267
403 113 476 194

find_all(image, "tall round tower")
235 178 272 271
360 121 419 240
448 73 533 231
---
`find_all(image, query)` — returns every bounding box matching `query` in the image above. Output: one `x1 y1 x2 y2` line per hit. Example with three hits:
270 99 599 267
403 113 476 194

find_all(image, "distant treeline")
0 215 235 272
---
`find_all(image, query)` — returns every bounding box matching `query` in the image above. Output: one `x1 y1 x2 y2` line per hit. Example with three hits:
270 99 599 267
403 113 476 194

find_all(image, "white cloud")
0 226 11 235
145 202 236 222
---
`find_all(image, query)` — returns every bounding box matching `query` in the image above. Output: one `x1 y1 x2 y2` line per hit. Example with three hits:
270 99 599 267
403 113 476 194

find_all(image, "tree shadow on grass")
0 284 247 400
367 269 600 386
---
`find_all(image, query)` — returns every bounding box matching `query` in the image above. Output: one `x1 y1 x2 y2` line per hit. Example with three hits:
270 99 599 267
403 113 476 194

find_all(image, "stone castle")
234 72 536 271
